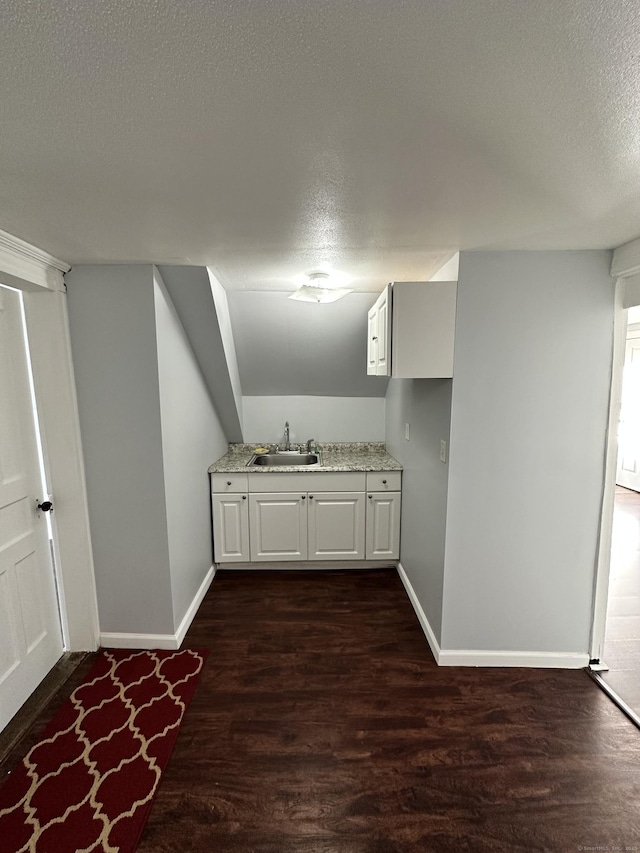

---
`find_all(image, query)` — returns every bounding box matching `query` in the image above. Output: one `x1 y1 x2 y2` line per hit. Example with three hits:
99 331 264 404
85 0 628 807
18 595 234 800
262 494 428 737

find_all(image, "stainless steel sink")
248 452 322 467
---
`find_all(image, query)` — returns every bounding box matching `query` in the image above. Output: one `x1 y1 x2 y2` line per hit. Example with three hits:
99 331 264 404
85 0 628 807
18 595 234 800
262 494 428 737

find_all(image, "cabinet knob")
242 495 247 500
372 336 378 341
382 479 387 484
227 481 232 486
368 494 372 499
302 495 306 500
309 495 314 500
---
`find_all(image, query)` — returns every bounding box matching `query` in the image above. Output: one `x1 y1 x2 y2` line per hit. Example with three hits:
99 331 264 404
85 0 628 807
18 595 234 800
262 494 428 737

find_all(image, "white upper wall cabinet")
367 281 457 378
367 284 392 376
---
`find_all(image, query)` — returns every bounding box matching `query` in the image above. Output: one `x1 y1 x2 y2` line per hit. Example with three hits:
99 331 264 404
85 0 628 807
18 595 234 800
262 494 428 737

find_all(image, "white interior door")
617 333 640 491
0 285 63 731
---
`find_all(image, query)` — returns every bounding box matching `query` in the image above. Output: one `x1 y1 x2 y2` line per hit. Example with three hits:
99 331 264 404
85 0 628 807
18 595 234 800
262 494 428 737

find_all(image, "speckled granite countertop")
208 443 402 474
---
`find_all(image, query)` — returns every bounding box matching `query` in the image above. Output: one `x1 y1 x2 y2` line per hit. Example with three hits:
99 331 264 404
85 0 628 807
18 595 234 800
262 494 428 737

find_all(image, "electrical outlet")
405 423 410 441
440 440 447 463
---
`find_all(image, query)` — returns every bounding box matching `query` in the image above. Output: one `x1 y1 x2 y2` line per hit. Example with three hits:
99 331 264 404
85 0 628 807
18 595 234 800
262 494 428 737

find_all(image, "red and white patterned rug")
0 648 207 853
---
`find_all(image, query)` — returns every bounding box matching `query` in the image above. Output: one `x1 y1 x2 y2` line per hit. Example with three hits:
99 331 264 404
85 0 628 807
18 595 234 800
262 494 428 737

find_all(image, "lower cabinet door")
366 492 401 559
212 494 249 562
308 492 365 560
249 493 308 561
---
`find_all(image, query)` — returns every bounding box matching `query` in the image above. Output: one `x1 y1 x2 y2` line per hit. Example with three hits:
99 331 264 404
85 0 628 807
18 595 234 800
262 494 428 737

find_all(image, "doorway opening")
593 306 640 719
0 228 98 682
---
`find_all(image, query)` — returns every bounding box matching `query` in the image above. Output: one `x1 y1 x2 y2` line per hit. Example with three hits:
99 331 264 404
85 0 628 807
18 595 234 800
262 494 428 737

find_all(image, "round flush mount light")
291 268 353 288
289 270 353 303
288 268 353 303
306 272 331 285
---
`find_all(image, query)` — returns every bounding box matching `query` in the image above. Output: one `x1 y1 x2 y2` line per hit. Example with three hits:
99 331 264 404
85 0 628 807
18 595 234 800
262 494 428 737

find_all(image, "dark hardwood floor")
3 568 640 852
603 486 640 712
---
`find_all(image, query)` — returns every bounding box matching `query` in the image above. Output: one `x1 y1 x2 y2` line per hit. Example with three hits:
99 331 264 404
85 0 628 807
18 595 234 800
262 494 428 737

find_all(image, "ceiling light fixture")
288 271 353 304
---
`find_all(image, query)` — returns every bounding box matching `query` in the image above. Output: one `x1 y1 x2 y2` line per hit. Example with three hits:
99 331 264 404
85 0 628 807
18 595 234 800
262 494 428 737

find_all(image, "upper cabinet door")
367 304 378 375
375 286 391 376
366 284 392 377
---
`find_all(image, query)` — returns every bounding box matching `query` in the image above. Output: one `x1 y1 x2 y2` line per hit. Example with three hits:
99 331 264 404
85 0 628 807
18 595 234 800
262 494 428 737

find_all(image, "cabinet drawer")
366 471 401 492
248 471 366 493
211 473 249 493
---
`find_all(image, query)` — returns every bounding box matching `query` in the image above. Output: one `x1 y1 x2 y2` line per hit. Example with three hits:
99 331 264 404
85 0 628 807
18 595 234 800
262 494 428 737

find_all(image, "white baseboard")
396 563 589 669
437 650 589 668
100 565 216 651
396 562 442 664
98 632 182 651
174 565 216 647
216 560 396 570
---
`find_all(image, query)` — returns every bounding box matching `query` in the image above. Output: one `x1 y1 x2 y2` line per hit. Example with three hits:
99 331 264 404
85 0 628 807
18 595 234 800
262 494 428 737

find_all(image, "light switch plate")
440 440 447 463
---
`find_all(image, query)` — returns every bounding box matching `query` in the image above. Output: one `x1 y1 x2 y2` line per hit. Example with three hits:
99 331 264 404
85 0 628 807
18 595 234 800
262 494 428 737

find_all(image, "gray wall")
441 251 614 654
153 270 227 631
243 395 386 443
158 266 243 441
208 270 244 429
386 379 453 643
66 265 173 635
67 264 230 640
227 290 389 398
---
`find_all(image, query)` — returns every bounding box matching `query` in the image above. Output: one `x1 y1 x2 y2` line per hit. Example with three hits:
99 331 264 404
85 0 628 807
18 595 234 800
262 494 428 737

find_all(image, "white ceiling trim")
0 228 69 292
611 235 640 279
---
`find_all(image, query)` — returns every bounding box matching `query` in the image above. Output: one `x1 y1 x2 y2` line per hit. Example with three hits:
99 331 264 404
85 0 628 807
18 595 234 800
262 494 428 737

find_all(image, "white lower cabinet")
366 492 401 559
249 493 308 561
249 491 365 561
308 492 365 560
212 493 249 562
212 470 401 564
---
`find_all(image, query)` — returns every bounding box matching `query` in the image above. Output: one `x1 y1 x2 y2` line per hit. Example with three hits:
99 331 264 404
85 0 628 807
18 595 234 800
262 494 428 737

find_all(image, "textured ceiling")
1 0 639 291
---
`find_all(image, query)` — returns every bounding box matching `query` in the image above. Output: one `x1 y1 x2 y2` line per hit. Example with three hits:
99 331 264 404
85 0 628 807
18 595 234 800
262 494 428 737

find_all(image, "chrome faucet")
284 421 291 451
306 438 315 453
